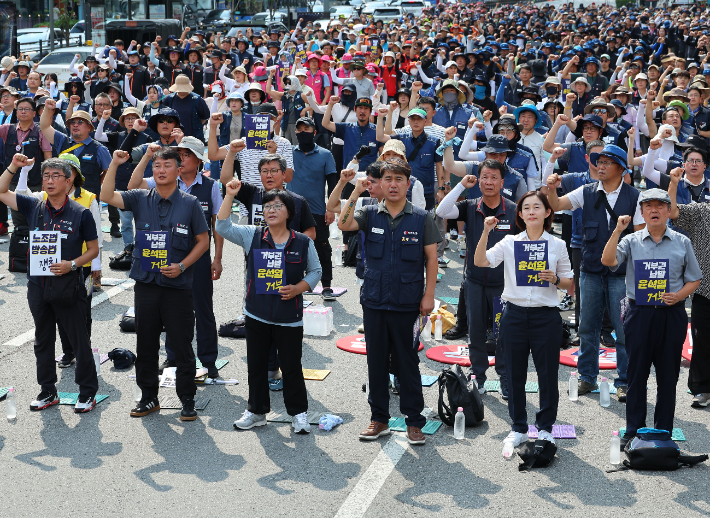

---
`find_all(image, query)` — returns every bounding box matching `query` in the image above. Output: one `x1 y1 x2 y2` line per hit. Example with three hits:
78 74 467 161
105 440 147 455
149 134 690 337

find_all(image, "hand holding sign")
514 240 549 287
278 284 299 300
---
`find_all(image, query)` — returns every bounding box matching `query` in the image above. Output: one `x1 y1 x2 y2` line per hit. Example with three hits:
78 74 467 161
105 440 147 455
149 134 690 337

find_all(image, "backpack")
437 364 484 427
518 439 558 471
8 228 29 272
119 307 136 332
343 233 359 267
620 428 708 471
218 318 246 339
109 246 133 271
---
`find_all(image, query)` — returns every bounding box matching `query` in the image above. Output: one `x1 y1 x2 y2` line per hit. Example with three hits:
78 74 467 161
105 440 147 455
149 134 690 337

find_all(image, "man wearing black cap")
204 49 225 86
288 116 339 300
112 49 150 101
150 41 187 86
322 95 379 171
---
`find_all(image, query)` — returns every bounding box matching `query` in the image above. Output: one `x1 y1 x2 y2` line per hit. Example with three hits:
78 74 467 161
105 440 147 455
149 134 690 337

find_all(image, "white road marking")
333 433 410 518
3 279 135 347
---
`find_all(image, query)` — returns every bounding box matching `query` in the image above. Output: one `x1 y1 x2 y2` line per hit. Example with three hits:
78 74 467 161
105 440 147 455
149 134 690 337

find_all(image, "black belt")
628 299 684 309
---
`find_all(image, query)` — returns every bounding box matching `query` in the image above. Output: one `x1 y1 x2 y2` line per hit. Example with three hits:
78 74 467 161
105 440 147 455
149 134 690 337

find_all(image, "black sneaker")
74 395 96 413
130 397 160 417
322 288 336 301
500 379 509 400
30 391 59 411
57 355 75 368
444 324 468 340
620 432 634 451
110 224 122 238
203 361 219 379
601 331 616 347
160 359 176 373
180 398 197 421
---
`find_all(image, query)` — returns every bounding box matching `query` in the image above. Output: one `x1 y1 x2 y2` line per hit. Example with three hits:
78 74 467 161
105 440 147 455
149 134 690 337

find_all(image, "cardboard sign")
245 114 270 150
136 231 170 271
295 43 307 62
250 203 266 227
514 240 549 287
634 259 668 305
254 249 284 294
29 231 61 276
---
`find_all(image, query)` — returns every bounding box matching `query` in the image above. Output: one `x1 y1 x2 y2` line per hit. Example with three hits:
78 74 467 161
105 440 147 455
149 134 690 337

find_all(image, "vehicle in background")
249 11 289 25
329 5 356 18
372 7 404 21
35 46 95 87
361 2 389 15
226 21 289 39
390 0 425 16
198 9 234 32
18 28 84 54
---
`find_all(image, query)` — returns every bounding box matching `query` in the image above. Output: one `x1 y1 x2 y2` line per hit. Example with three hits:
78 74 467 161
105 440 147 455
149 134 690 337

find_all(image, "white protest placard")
29 231 61 276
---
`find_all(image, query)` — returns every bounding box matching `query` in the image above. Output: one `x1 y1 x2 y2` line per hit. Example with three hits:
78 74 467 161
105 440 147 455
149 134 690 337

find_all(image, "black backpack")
8 228 29 272
218 318 246 338
343 234 359 268
109 246 133 271
437 364 484 427
518 440 557 471
621 428 708 471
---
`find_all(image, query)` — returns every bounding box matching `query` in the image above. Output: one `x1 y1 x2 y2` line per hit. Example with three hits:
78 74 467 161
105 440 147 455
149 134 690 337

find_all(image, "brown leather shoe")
359 421 391 440
407 426 426 445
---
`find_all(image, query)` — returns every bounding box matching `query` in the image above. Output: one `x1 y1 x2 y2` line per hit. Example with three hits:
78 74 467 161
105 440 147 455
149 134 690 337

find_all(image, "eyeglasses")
123 116 138 122
687 159 705 165
95 102 111 108
178 152 193 160
1 94 11 99
42 173 68 181
157 117 176 124
596 159 616 167
69 120 86 126
263 202 285 212
591 108 607 115
17 107 34 112
260 168 283 176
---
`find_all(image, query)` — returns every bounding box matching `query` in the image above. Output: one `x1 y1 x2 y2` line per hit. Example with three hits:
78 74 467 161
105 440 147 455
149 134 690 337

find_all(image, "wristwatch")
444 181 451 187
553 274 560 286
178 262 185 273
438 186 446 191
70 260 77 271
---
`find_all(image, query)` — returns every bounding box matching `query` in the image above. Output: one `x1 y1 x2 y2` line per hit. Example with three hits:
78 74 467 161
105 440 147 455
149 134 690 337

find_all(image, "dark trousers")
465 279 505 383
58 266 93 358
10 183 41 229
624 301 687 435
107 204 120 226
245 316 307 415
363 306 425 428
166 252 218 364
689 294 710 394
27 281 98 397
500 303 561 434
455 280 468 329
134 281 196 399
332 142 344 172
0 199 7 224
312 213 333 287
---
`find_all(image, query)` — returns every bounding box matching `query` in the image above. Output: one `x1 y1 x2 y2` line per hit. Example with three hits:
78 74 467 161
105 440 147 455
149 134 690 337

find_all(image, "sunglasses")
157 117 177 124
591 108 607 115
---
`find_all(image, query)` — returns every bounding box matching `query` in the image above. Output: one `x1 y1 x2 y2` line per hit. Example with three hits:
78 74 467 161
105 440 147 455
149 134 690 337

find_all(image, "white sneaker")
692 393 710 408
502 431 528 458
538 429 556 445
292 412 311 434
233 410 267 430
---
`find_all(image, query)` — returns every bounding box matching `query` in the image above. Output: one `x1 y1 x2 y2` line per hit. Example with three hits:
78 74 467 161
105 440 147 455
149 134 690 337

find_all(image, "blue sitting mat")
57 393 109 405
388 417 442 435
483 380 538 392
390 374 438 387
619 427 686 441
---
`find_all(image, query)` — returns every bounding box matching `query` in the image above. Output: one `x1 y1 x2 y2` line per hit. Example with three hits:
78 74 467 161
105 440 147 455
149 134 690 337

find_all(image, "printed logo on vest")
371 227 385 234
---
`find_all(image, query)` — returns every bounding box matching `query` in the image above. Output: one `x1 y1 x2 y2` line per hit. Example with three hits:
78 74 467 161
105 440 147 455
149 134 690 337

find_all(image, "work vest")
219 110 247 146
162 93 205 142
465 196 518 286
466 162 525 202
360 204 427 312
560 171 594 249
129 188 200 289
246 184 306 231
4 124 43 186
244 227 310 324
187 175 216 240
305 70 328 104
59 138 103 198
115 131 150 191
382 65 398 96
356 197 379 280
507 142 536 179
433 104 472 157
281 94 307 133
581 182 639 276
26 196 88 286
43 186 95 267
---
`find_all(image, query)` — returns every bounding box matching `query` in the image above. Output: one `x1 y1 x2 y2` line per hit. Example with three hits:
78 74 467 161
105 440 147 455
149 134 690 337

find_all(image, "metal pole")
49 0 55 52
128 0 132 20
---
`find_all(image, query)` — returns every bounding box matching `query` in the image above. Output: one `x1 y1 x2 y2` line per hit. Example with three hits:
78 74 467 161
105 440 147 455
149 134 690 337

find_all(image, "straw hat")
169 75 194 94
119 107 141 127
66 110 92 125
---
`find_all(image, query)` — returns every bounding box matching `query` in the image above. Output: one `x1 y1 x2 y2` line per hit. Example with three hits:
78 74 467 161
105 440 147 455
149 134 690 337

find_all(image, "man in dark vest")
338 157 441 446
127 138 223 379
0 154 99 413
101 147 210 421
547 144 645 403
161 75 210 143
1 96 53 228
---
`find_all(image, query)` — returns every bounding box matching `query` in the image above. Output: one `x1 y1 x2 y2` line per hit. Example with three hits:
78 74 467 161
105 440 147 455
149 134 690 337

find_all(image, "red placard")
682 323 692 362
425 345 495 366
336 335 423 355
559 347 617 369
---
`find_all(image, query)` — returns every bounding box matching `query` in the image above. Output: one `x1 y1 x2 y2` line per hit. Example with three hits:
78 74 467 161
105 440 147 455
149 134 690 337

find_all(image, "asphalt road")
1 210 710 518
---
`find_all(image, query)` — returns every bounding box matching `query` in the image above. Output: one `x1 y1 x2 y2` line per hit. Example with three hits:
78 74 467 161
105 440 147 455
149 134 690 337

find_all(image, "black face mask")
336 49 345 59
546 86 558 96
296 131 315 151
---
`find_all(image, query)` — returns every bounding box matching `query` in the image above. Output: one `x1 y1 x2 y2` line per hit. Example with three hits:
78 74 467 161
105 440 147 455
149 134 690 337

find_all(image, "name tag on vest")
81 155 93 160
503 188 512 197
174 224 188 235
496 223 511 230
371 227 384 234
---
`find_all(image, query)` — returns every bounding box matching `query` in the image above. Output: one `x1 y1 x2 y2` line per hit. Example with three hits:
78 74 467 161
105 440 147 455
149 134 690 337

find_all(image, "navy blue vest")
247 185 305 231
360 204 427 312
129 189 202 289
466 162 525 202
581 182 640 276
432 104 472 157
602 123 621 146
163 93 205 142
26 196 88 286
464 196 517 286
676 177 710 205
60 138 104 198
356 197 379 280
115 131 150 191
219 111 247 147
281 94 307 133
563 141 589 174
4 124 43 186
245 228 310 324
507 142 535 179
188 175 216 239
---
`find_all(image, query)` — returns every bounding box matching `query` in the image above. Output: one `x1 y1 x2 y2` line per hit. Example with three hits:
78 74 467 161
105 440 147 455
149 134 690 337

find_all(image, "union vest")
219 111 247 147
188 175 216 240
162 93 205 142
360 204 427 312
4 124 43 186
466 162 525 202
43 186 96 267
355 197 379 280
59 138 104 197
115 131 150 191
507 142 536 179
245 227 310 324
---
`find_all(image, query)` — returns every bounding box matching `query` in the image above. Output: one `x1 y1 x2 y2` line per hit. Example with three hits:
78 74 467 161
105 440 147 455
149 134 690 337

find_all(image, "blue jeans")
119 209 134 248
578 272 628 387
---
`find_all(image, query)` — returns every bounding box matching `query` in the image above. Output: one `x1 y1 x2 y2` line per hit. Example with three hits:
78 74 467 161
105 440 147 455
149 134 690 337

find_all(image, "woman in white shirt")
474 191 573 457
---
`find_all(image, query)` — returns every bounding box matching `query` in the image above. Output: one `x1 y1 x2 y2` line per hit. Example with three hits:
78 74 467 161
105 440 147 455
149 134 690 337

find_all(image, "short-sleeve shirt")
236 181 316 231
611 225 703 300
145 173 222 216
334 122 379 170
288 145 338 216
354 199 441 246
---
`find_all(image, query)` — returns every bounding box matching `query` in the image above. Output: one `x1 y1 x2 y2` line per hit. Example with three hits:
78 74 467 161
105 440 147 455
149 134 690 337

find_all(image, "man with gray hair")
0 153 100 413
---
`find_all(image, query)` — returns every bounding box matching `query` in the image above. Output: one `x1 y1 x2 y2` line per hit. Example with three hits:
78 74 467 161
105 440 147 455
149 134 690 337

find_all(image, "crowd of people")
0 0 709 456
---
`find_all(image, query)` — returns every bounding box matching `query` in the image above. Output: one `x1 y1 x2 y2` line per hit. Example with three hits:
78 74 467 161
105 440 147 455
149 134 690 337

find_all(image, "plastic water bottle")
421 319 432 342
568 372 578 401
333 244 343 266
319 414 344 431
133 380 141 403
600 377 610 408
93 348 101 376
502 438 515 459
6 388 16 421
329 221 339 239
454 407 465 440
610 431 621 465
434 315 443 340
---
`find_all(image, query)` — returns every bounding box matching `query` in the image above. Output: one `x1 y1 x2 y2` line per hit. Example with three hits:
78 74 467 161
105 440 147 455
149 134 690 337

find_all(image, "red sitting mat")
559 347 617 369
336 334 424 355
425 345 495 366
